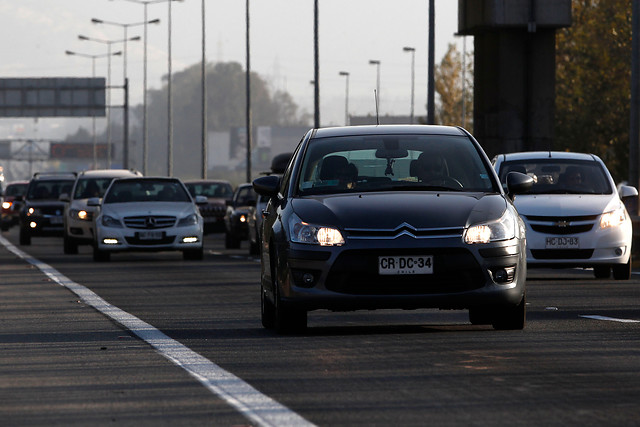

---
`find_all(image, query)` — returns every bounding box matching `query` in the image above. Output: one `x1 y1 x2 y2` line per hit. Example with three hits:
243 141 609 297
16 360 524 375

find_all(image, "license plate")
138 231 163 240
378 255 433 275
50 216 63 224
545 236 579 249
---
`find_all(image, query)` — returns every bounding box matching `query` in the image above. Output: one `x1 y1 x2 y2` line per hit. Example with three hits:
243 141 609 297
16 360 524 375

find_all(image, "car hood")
101 202 197 218
514 194 618 217
291 192 507 229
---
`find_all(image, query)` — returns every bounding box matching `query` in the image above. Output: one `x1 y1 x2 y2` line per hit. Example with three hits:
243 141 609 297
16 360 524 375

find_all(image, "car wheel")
19 227 31 245
1 222 8 232
183 247 204 260
261 285 276 329
225 231 240 249
249 237 259 255
63 234 79 255
468 307 493 325
492 295 526 330
271 257 306 334
593 266 610 279
613 256 632 280
93 246 111 262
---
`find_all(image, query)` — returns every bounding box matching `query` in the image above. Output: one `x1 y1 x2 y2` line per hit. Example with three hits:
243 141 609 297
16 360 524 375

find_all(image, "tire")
613 256 632 280
271 254 307 334
492 295 526 331
261 285 276 329
249 238 260 255
593 266 610 279
225 231 240 249
183 247 204 260
19 227 31 245
93 246 111 262
63 234 79 255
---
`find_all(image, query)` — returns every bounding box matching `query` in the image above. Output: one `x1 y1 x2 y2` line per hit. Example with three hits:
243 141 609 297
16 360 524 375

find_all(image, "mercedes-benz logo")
145 216 157 228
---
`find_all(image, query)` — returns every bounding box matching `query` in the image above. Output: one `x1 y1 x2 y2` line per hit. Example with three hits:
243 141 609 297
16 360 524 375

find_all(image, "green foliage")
434 43 474 129
555 0 631 182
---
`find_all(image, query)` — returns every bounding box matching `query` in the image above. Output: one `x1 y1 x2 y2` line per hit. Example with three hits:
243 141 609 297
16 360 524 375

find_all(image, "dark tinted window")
104 180 191 203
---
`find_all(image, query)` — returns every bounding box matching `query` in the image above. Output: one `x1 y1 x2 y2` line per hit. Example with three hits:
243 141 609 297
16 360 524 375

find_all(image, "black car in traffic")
253 125 533 333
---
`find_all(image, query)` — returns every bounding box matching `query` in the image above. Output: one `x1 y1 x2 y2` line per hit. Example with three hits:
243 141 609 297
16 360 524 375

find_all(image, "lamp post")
403 47 416 124
338 71 350 126
79 34 140 168
369 60 381 114
65 49 122 169
116 0 181 175
91 18 156 169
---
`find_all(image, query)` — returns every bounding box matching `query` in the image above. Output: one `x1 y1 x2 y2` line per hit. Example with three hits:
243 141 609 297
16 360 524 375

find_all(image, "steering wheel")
423 175 464 189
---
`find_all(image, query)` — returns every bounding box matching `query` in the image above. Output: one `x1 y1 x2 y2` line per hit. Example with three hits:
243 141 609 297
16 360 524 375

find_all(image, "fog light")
182 236 199 243
29 222 37 229
302 273 315 285
615 247 623 256
102 238 119 245
491 266 516 284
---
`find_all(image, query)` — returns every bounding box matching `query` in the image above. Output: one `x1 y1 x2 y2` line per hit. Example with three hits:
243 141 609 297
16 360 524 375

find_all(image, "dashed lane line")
580 315 640 323
0 236 315 427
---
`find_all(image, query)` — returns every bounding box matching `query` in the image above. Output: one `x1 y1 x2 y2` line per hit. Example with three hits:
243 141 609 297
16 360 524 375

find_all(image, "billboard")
0 78 106 117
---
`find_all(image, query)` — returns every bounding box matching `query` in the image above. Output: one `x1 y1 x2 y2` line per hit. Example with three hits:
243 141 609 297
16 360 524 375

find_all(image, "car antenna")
374 89 380 125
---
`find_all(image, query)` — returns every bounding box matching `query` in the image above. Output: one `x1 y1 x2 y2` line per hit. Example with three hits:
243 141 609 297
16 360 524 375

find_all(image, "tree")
434 43 473 129
555 0 631 182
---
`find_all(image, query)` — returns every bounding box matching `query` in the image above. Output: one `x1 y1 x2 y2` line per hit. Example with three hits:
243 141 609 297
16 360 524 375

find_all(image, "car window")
5 184 27 197
104 180 191 203
235 186 256 205
186 183 233 198
73 178 114 199
297 134 496 195
27 180 74 200
498 159 612 195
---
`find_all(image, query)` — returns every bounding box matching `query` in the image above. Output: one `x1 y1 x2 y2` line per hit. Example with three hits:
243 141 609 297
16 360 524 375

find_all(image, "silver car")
493 151 637 279
90 177 204 262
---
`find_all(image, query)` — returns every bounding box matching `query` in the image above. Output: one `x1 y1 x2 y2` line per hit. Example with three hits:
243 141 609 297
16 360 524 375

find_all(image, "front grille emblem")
555 220 570 227
145 217 157 228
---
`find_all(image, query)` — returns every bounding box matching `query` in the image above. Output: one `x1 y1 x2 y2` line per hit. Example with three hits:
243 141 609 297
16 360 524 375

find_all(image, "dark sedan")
253 125 533 333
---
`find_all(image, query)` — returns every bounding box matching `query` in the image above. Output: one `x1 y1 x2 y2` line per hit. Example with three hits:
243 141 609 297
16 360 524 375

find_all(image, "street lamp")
92 18 158 169
338 71 350 126
369 60 381 114
79 34 141 168
114 0 182 176
65 49 122 169
403 47 416 124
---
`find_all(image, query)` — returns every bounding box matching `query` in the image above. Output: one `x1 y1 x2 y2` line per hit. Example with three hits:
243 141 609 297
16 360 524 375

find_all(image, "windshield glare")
297 135 497 195
499 159 612 195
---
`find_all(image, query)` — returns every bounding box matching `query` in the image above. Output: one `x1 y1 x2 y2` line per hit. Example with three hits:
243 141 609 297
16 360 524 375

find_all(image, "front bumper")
96 224 203 252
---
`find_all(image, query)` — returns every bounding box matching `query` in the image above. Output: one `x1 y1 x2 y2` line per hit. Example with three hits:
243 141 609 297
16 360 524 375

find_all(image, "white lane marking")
0 236 315 427
580 315 640 323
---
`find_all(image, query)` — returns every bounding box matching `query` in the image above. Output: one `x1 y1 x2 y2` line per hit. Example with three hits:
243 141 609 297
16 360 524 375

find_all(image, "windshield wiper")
383 184 464 192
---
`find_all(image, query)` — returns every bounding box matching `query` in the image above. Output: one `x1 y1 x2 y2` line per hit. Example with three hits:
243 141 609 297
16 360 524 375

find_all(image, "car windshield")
104 180 192 203
27 180 73 200
498 159 612 195
186 182 233 198
73 178 116 199
5 183 27 197
297 134 497 195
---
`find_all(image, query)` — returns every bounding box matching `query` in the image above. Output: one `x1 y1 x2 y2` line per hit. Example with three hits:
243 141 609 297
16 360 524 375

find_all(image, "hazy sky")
0 0 464 135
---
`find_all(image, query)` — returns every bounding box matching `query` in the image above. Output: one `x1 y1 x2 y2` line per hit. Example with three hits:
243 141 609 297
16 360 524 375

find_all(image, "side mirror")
506 172 533 200
253 175 280 198
619 185 638 200
194 195 208 205
87 197 101 207
59 193 70 203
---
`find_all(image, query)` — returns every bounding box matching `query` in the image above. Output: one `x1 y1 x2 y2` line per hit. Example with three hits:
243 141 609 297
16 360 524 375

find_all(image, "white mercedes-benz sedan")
493 151 637 280
90 177 204 262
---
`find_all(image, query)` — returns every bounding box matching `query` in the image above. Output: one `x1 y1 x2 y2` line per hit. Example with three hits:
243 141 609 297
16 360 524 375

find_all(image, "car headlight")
600 206 626 229
2 201 12 210
289 214 345 246
464 211 517 244
178 213 198 227
27 207 40 216
70 209 89 220
101 215 123 228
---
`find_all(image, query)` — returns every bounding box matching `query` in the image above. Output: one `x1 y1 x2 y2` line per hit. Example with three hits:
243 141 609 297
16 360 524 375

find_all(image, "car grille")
124 215 176 229
198 205 225 217
530 249 594 260
345 224 463 239
325 248 484 295
523 214 598 235
124 235 176 245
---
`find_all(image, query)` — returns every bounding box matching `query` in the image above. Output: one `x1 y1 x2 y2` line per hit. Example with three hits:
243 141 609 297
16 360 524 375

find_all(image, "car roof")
77 169 142 178
497 151 599 162
31 172 77 181
312 124 467 139
184 179 231 185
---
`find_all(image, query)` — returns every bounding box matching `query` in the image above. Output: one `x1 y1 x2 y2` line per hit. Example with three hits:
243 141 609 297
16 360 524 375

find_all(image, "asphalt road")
1 227 640 426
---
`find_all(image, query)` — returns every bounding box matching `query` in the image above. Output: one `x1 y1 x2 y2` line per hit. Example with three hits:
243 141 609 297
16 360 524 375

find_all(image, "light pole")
91 17 159 170
79 34 140 168
65 49 122 169
338 71 350 126
116 0 180 176
369 60 381 115
246 0 252 183
403 47 416 124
